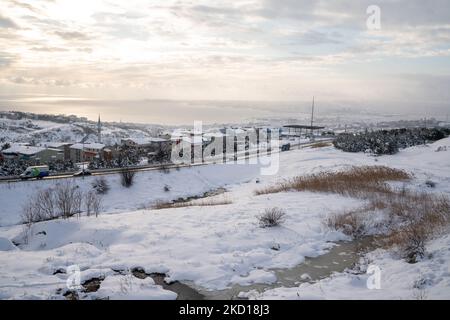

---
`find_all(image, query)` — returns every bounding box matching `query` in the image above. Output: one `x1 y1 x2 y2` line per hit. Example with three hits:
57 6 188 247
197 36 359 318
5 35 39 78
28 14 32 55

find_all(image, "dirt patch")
62 277 105 300
82 277 103 293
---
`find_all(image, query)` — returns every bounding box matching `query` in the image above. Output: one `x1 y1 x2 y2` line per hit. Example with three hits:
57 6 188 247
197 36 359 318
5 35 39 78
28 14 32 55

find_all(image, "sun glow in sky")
0 0 449 120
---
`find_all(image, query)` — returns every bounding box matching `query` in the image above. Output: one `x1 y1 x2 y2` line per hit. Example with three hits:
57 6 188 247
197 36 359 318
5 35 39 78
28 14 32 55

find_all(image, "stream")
148 237 378 300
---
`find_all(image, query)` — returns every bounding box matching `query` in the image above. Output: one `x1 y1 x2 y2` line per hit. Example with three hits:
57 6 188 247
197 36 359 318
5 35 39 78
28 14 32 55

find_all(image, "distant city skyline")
1 0 449 121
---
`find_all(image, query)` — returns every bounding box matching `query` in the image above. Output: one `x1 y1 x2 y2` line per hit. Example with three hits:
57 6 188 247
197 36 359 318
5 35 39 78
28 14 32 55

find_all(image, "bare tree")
120 168 135 188
55 181 83 218
85 191 103 217
21 189 56 224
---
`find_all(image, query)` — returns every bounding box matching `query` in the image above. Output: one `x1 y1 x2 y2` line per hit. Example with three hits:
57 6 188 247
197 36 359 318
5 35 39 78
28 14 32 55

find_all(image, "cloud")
30 46 68 52
0 52 17 68
0 0 448 112
0 14 18 28
54 31 90 40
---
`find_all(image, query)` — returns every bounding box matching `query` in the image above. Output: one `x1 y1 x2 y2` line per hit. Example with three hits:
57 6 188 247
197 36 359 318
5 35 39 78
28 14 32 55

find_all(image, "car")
281 143 291 151
20 165 50 180
73 169 92 177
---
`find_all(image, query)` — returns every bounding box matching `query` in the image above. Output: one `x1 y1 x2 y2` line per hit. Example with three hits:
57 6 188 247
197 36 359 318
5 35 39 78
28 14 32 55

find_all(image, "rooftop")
124 137 168 145
70 143 105 150
2 145 46 155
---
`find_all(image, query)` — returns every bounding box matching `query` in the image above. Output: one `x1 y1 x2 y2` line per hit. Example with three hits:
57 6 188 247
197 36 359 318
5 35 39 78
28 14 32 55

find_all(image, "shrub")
386 224 428 263
92 177 110 194
258 208 286 228
160 165 170 174
21 181 83 224
55 181 83 218
425 180 436 188
326 210 367 239
21 188 57 223
164 185 170 192
85 191 103 217
121 168 135 188
333 127 450 155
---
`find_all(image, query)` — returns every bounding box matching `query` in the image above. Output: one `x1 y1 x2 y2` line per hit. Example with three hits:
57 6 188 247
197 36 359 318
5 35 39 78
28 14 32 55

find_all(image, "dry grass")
153 198 232 210
323 176 450 262
255 166 411 197
309 141 333 148
254 165 449 262
325 207 370 239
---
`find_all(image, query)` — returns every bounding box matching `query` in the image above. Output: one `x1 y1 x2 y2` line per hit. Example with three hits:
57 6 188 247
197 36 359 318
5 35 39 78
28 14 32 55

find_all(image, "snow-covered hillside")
0 138 449 300
0 115 162 146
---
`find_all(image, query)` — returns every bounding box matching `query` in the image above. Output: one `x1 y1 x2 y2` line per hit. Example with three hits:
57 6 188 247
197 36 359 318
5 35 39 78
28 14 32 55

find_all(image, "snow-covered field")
0 163 260 227
0 138 449 300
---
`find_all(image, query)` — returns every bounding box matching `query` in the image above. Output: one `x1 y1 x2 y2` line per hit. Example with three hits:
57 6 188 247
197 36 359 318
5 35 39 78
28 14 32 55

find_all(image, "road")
0 139 333 183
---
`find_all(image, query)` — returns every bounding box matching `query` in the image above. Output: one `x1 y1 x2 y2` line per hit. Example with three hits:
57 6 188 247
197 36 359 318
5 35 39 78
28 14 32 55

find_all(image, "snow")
93 275 177 300
231 269 277 286
123 137 167 145
40 142 72 148
0 237 17 251
0 137 449 299
243 233 450 300
2 145 46 155
0 162 260 226
70 143 105 150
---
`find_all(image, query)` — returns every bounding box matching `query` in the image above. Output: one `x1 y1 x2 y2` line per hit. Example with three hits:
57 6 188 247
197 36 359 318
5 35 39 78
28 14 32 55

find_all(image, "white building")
69 143 106 162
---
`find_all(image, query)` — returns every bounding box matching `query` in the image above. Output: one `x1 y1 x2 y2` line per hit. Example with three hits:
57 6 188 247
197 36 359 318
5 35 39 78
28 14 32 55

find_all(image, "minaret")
310 96 315 136
97 115 102 143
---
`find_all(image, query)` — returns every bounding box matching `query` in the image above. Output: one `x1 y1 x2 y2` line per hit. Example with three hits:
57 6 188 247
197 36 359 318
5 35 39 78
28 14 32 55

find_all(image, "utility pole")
310 96 315 140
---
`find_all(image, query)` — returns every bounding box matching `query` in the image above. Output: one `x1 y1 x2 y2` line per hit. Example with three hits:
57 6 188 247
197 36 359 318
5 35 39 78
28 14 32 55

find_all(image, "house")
1 145 64 163
69 143 106 163
121 137 171 152
41 142 73 161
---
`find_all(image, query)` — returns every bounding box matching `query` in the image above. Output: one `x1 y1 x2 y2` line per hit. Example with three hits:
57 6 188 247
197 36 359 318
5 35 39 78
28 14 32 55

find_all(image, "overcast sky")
0 0 449 119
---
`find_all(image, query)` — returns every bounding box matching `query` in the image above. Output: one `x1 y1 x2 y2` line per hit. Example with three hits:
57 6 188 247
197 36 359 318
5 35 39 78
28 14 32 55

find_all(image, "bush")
326 210 367 239
55 181 83 218
92 177 110 194
333 127 450 155
425 180 436 188
258 208 286 228
21 181 83 224
85 191 103 217
387 224 428 263
160 165 170 174
121 168 135 188
164 185 170 192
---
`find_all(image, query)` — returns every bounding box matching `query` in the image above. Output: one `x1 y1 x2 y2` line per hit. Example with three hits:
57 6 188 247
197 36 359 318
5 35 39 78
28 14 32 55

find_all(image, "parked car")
281 143 291 151
73 169 92 177
20 165 49 180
